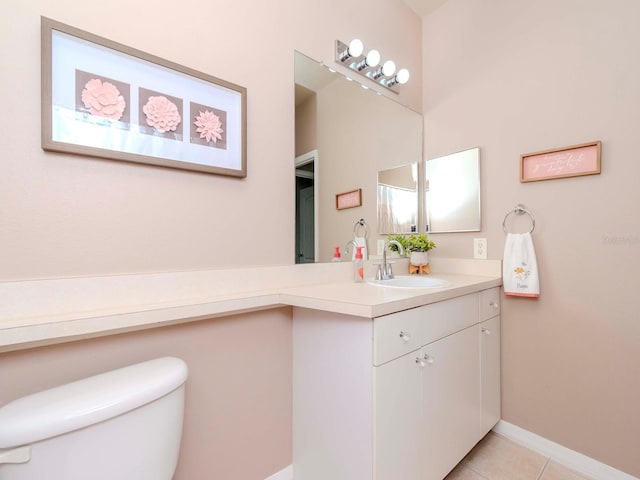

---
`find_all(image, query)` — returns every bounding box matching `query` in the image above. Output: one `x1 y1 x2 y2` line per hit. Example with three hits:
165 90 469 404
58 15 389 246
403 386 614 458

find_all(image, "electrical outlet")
474 238 487 259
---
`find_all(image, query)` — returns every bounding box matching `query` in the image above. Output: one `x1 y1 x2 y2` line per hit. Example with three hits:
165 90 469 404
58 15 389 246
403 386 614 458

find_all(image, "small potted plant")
387 233 436 266
406 233 436 267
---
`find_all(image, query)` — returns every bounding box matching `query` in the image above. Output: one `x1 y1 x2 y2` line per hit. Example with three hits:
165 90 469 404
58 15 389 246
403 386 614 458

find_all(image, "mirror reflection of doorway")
295 151 318 263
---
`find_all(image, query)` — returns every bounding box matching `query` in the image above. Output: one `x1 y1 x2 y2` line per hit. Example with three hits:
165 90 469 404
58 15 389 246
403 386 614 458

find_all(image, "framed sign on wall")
520 141 601 183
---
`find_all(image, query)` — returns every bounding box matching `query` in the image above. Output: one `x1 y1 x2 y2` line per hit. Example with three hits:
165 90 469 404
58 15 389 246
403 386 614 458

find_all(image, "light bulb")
347 38 364 58
356 49 381 71
382 60 396 77
386 67 410 88
396 68 410 84
365 50 380 68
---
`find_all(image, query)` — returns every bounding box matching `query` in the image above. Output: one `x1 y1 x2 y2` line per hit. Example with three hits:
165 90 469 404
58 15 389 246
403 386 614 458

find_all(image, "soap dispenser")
332 246 342 262
354 246 364 283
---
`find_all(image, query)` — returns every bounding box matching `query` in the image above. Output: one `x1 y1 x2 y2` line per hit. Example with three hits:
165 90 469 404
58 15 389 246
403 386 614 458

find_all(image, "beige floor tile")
444 463 488 480
539 461 594 480
461 432 548 480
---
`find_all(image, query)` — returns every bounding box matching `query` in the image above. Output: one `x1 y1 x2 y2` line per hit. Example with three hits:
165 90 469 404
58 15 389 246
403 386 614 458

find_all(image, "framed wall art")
520 141 601 183
41 17 247 177
336 189 362 210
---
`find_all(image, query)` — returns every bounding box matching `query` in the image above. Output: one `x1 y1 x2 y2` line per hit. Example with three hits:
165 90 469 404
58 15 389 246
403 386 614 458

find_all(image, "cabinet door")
421 325 481 480
481 315 501 434
374 350 423 480
480 287 501 320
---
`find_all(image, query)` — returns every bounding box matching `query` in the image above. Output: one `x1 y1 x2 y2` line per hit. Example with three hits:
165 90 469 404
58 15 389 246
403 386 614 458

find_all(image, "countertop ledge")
0 259 502 352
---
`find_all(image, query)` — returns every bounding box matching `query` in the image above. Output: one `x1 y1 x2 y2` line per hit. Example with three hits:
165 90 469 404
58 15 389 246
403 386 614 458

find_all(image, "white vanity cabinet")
374 294 481 480
292 287 501 480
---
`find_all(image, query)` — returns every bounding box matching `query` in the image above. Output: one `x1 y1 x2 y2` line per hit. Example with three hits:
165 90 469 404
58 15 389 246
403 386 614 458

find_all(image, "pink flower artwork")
142 96 181 133
81 78 126 120
194 110 224 143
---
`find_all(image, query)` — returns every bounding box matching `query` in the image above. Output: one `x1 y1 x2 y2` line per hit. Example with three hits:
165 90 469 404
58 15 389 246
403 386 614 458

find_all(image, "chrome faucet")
377 240 404 280
344 240 357 258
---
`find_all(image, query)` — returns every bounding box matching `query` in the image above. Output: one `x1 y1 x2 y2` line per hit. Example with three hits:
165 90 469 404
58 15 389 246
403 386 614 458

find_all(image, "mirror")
294 51 423 262
377 162 419 234
424 147 481 233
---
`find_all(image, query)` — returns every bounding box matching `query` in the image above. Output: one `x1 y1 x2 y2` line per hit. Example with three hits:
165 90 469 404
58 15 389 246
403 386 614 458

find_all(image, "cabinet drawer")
374 293 479 366
374 307 425 366
480 287 501 321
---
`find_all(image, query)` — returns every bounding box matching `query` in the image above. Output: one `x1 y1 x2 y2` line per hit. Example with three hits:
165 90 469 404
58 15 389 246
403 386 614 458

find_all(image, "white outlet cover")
474 238 487 259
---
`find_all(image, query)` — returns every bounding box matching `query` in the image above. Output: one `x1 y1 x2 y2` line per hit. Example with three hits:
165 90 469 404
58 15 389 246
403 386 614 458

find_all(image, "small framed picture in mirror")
336 189 362 210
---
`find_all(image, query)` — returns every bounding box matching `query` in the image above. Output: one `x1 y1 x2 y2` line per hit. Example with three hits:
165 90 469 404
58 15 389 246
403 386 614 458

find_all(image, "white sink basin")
367 276 449 289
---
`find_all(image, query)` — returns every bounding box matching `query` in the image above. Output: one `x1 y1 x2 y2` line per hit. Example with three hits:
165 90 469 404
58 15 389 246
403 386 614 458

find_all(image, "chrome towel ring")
502 204 535 234
354 218 368 237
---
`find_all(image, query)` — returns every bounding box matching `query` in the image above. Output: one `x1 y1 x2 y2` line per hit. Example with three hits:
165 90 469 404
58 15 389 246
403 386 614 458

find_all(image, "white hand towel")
502 232 540 298
352 236 368 261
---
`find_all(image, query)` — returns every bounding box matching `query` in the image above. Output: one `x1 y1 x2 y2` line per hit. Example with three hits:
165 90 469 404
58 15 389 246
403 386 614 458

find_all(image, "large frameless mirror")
294 51 422 262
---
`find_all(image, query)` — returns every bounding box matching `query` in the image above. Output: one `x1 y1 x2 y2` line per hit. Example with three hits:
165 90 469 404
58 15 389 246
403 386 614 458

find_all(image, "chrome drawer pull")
399 331 411 343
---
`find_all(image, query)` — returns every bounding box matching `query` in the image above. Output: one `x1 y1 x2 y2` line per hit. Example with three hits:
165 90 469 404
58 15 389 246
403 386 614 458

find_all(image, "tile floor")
445 432 595 480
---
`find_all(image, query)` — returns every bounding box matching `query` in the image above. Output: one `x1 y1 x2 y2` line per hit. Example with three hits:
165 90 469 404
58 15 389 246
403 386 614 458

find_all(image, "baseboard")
264 465 293 480
493 421 638 480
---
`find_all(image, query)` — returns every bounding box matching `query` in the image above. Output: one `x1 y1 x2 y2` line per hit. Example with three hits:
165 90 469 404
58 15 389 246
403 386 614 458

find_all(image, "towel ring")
502 204 535 234
354 218 368 238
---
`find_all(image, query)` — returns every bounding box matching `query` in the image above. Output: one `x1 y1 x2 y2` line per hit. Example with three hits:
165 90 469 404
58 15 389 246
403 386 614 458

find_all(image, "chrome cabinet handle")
481 328 491 335
489 300 499 309
399 331 411 343
423 354 434 365
415 356 426 368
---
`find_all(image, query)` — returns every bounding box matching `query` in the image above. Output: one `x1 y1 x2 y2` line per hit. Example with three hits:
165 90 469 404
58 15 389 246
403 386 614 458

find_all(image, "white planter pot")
410 251 429 266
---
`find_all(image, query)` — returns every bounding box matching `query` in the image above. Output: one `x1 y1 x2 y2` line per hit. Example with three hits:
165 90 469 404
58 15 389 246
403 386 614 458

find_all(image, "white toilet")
0 356 188 480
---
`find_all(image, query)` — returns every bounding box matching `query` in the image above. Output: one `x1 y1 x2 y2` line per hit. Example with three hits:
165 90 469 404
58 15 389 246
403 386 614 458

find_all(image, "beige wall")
0 309 293 479
423 0 640 476
0 0 421 281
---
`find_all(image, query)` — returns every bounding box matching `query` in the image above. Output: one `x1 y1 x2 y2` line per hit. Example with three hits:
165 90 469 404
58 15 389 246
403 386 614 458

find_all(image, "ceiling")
402 0 448 16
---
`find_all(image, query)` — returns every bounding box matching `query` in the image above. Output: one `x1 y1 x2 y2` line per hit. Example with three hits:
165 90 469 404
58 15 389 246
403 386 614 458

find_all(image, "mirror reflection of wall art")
41 17 247 177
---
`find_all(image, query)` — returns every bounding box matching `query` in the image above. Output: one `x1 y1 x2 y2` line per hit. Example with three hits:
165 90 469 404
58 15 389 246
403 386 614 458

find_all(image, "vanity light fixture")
335 39 409 93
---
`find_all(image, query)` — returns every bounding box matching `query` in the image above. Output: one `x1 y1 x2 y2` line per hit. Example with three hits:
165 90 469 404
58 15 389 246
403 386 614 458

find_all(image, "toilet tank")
0 357 188 480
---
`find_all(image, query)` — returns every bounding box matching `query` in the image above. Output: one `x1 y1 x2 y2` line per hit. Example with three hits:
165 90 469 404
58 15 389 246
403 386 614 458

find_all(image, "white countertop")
0 258 501 353
280 273 500 317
